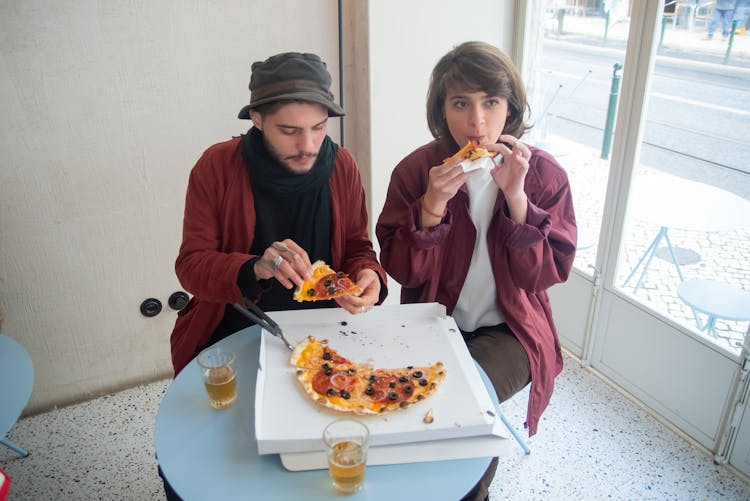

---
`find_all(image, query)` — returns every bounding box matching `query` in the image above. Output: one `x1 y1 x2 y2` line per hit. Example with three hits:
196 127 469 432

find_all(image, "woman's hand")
253 239 312 289
422 157 474 225
335 268 381 314
488 134 531 223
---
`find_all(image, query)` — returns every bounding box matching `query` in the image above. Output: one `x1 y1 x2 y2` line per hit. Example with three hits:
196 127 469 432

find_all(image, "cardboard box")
255 303 502 456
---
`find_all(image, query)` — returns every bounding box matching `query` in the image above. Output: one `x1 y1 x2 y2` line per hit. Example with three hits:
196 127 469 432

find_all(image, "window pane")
613 4 750 353
537 3 631 275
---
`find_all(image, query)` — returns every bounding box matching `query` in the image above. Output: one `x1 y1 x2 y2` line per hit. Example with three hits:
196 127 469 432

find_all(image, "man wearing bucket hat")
170 52 387 376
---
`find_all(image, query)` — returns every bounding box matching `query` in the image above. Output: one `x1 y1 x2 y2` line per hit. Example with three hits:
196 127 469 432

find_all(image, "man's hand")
335 268 381 314
253 239 312 289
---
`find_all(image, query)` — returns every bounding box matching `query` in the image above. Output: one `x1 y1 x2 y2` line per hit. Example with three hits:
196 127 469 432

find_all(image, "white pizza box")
255 303 498 455
280 419 511 471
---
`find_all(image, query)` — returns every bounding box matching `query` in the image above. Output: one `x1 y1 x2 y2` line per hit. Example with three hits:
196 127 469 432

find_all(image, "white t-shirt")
452 166 504 332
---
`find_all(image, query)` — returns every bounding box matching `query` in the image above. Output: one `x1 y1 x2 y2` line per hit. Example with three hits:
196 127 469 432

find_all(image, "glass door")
531 0 749 454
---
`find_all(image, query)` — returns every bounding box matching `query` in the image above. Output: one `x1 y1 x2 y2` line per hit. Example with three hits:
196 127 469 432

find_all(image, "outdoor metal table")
623 173 750 293
677 279 750 340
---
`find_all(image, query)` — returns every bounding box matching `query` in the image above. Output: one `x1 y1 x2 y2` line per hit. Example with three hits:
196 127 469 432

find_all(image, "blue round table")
0 334 34 457
677 279 750 339
154 326 493 500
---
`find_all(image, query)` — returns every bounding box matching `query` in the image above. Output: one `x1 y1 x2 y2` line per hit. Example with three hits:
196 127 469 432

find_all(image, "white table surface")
0 334 34 437
154 326 495 500
677 279 750 321
628 173 750 232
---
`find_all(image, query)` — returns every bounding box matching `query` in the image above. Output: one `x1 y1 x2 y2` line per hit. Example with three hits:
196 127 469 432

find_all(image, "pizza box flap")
279 418 512 471
255 303 498 455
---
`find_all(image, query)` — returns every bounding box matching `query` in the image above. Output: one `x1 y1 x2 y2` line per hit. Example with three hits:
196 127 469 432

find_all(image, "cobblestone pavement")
552 135 749 353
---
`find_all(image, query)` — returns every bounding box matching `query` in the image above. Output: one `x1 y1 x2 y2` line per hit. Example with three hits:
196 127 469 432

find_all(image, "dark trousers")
158 461 182 501
460 323 532 501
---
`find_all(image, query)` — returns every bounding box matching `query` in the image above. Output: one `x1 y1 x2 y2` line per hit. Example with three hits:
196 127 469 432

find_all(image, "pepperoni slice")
312 368 357 396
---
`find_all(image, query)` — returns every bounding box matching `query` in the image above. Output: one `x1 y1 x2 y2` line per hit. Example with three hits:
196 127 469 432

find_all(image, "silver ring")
272 255 284 270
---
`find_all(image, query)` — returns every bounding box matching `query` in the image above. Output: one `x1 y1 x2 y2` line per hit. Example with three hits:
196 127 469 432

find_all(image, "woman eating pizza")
376 41 577 501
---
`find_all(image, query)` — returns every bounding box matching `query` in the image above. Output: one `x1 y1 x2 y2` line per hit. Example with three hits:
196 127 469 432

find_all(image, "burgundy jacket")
171 137 385 375
376 139 577 435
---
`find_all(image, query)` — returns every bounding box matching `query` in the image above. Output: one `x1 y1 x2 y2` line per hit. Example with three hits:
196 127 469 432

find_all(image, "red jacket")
171 137 385 374
376 139 577 435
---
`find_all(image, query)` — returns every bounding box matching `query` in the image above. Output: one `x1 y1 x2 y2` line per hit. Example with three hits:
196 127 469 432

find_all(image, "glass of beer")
197 347 237 410
322 419 369 495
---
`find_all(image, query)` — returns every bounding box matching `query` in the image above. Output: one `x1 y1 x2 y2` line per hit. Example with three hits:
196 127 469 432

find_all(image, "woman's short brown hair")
426 41 531 141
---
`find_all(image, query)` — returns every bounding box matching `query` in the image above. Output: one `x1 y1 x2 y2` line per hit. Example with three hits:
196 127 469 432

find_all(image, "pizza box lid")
255 303 498 455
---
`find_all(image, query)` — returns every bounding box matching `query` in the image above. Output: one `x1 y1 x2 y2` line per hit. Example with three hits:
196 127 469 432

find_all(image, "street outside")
537 10 750 351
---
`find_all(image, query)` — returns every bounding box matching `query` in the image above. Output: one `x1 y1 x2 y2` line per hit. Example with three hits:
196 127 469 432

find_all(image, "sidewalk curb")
545 38 750 78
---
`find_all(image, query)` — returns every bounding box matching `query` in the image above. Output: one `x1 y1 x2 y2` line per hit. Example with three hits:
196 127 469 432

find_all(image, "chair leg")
1 437 29 457
495 405 531 455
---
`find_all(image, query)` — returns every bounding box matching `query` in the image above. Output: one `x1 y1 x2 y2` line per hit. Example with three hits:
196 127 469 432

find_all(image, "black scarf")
240 126 335 312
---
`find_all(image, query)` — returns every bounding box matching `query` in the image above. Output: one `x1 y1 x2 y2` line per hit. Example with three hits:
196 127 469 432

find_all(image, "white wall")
365 0 516 303
0 0 340 413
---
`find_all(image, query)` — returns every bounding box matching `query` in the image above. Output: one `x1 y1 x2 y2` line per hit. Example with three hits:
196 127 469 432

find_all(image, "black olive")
419 379 428 386
407 365 414 369
337 271 345 278
404 385 413 393
388 392 398 400
412 370 423 378
324 367 333 376
322 362 330 369
327 286 337 294
389 381 396 388
365 386 375 395
347 368 357 375
369 375 377 381
324 279 333 287
399 375 409 383
322 352 332 360
306 288 316 297
341 390 351 399
327 388 336 396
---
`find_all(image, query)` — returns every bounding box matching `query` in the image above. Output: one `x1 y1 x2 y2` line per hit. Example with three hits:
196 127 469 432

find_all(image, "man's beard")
264 137 317 174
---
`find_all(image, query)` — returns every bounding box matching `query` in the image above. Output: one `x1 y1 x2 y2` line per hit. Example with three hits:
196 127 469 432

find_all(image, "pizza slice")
289 335 354 369
443 140 494 164
443 140 499 173
291 336 446 416
293 260 363 302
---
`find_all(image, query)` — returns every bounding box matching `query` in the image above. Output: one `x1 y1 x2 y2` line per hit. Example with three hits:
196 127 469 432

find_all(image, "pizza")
443 139 494 163
443 140 499 173
290 336 446 415
293 260 363 302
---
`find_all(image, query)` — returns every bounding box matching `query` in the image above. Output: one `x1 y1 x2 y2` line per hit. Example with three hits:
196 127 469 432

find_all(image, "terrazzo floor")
2 351 749 500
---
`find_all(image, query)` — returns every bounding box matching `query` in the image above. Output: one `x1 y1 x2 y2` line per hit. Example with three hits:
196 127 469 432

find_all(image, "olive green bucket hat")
237 52 344 119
